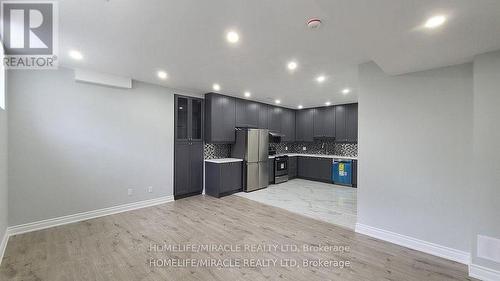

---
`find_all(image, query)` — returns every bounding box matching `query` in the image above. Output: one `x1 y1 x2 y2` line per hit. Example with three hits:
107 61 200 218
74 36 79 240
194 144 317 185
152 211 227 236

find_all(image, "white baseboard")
355 223 470 265
469 264 500 281
0 230 8 266
8 196 174 236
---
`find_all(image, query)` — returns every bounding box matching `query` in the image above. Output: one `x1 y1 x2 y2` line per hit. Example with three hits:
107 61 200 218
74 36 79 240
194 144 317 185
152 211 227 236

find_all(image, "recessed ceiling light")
244 91 251 98
212 83 221 91
342 88 351 95
297 105 303 109
226 31 239 43
275 99 281 104
316 75 326 83
287 61 298 71
69 50 83 60
325 102 331 106
424 15 446 29
157 70 168 80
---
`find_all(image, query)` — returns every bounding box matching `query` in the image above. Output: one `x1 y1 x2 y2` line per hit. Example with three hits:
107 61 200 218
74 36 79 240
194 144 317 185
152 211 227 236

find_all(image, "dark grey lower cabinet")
174 142 204 199
315 158 333 182
288 156 297 179
205 161 242 198
352 160 357 188
268 158 274 184
297 156 332 183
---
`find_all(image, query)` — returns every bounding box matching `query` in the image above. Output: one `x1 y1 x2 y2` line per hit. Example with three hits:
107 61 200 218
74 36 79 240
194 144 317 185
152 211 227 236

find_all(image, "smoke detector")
307 18 322 29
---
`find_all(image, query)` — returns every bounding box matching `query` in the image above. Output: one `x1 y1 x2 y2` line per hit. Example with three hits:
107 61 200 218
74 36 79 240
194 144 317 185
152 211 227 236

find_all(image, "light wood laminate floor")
0 195 474 281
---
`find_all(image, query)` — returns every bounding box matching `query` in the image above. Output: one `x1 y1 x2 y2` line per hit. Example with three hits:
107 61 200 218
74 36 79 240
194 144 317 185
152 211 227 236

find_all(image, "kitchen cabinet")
235 99 259 128
315 157 333 182
205 93 236 143
205 161 242 198
281 108 296 142
175 142 204 198
346 103 358 142
205 92 357 144
288 156 297 179
335 103 358 143
269 106 282 133
297 156 332 183
296 108 315 142
352 160 358 188
268 158 274 184
176 96 203 142
297 156 311 178
335 104 347 142
175 95 204 199
313 106 335 138
258 104 269 129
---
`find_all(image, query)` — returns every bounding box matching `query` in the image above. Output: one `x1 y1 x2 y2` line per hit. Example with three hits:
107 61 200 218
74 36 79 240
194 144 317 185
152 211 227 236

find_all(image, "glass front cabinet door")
175 95 203 142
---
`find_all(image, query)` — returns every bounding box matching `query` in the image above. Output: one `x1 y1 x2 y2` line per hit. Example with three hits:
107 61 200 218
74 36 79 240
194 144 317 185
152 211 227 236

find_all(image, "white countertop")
269 153 357 160
204 158 243 164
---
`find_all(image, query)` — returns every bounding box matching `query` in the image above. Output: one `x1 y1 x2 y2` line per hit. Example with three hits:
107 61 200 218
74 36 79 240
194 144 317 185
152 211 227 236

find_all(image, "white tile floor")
236 178 357 229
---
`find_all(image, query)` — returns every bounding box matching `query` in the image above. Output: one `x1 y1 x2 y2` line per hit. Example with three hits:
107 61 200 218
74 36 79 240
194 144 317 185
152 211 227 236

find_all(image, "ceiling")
59 0 500 108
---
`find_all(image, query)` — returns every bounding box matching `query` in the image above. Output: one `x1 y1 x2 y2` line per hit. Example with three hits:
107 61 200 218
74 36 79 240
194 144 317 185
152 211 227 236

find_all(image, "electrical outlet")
302 146 307 151
128 188 133 196
148 186 153 193
285 146 288 151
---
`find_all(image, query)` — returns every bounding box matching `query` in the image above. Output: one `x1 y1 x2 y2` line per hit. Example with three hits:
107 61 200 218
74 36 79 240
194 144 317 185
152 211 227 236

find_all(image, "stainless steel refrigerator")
231 128 269 192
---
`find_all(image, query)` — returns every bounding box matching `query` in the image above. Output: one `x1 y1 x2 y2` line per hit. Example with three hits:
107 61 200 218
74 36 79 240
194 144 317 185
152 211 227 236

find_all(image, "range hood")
269 131 285 143
269 131 285 137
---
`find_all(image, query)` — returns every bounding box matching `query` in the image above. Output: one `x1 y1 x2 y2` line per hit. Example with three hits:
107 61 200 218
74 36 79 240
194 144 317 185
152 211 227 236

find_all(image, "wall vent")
477 235 500 263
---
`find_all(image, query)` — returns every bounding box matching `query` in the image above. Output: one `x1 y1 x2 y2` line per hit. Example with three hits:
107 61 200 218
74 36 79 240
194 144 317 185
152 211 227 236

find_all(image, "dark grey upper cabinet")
335 104 348 142
269 106 282 133
296 108 314 142
313 107 335 138
281 108 295 142
258 104 269 129
235 99 259 128
335 103 357 143
175 95 204 142
235 99 247 127
205 93 236 143
346 103 358 142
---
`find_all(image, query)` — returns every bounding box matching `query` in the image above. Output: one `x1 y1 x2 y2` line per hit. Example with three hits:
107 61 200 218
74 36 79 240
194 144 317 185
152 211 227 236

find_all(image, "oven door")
275 158 288 176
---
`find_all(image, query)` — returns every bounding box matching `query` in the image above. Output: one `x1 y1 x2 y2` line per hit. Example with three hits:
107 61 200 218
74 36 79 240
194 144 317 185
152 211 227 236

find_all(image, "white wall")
7 68 177 226
357 62 474 252
0 71 7 245
471 50 500 271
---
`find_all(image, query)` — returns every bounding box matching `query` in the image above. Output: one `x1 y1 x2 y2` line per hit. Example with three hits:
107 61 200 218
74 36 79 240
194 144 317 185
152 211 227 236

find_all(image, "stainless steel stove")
274 155 289 184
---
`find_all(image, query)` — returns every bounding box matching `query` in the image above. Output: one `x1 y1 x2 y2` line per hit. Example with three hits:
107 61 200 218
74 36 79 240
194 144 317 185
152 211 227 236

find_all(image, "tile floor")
236 178 357 229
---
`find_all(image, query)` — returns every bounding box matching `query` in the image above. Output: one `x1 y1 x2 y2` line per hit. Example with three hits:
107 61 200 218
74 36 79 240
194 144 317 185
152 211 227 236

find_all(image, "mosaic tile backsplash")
270 141 358 157
205 140 357 159
204 143 232 159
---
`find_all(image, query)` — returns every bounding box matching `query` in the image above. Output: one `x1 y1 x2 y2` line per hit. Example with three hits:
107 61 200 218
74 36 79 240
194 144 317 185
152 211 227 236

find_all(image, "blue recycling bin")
332 160 352 186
